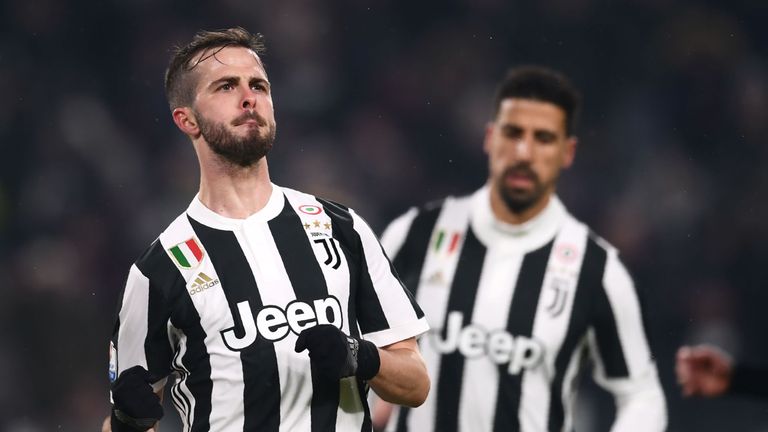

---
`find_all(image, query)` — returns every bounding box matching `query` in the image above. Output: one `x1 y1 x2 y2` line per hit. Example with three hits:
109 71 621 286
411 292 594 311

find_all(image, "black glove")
110 366 164 432
294 324 380 381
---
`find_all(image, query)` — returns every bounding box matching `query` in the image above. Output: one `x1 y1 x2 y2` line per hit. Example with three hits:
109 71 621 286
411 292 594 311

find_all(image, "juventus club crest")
545 276 569 317
314 238 342 269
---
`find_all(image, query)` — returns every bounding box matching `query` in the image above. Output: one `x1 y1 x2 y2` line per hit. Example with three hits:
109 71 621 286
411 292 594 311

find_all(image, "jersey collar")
470 185 568 251
186 183 285 230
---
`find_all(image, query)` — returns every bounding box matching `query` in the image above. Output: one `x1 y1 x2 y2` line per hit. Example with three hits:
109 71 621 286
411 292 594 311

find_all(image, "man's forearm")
611 385 667 432
369 338 430 407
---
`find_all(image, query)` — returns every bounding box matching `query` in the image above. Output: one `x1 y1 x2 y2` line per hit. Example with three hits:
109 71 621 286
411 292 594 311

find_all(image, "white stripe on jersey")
350 209 429 347
282 188 363 431
233 225 313 432
380 207 418 257
283 189 353 335
404 196 471 432
560 340 587 432
170 329 194 430
601 250 651 377
117 265 151 372
160 215 246 432
457 248 525 431
520 218 588 431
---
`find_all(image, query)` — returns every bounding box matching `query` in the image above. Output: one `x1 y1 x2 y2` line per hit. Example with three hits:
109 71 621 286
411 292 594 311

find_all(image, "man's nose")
513 138 533 160
241 87 257 109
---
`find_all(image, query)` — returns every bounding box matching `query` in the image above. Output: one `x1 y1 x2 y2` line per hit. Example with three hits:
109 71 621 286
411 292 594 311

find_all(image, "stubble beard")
496 165 549 214
196 111 276 168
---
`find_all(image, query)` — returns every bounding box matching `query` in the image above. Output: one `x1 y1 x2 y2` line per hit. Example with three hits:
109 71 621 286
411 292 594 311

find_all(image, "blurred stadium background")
1 0 767 430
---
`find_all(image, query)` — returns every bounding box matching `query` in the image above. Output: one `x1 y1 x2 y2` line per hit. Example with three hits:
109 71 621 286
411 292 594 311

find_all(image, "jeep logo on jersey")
221 296 343 350
428 311 544 374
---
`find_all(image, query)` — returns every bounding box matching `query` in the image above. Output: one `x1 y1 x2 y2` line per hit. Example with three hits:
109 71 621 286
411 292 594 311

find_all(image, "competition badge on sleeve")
109 341 118 383
168 237 205 269
297 203 332 238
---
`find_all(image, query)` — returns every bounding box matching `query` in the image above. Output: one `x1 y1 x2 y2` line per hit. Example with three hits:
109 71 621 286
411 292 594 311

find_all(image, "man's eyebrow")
250 77 270 87
533 128 558 136
208 76 240 88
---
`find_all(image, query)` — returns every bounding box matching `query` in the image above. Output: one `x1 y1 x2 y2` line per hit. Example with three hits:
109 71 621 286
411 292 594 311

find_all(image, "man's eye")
536 132 557 143
503 128 523 139
219 83 233 91
252 84 266 92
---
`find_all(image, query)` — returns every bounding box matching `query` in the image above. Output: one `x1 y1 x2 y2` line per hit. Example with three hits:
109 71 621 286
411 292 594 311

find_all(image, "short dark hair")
164 27 266 110
493 66 581 135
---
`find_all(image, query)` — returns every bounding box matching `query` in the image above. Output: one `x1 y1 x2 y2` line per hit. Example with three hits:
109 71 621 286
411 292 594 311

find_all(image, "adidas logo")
425 270 446 286
189 272 220 296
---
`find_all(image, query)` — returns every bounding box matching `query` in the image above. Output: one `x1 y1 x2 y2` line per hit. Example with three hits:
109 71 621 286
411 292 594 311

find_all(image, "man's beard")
497 165 548 214
197 111 276 167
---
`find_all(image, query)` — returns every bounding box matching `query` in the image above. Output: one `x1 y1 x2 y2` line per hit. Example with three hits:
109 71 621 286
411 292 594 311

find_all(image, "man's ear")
172 107 200 138
483 122 494 155
562 136 578 168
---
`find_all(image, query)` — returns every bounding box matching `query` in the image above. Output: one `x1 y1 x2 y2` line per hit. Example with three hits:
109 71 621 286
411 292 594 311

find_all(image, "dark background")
2 0 767 430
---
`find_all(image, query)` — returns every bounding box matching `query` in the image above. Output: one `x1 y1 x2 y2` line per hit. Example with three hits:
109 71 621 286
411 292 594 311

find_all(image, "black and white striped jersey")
380 186 666 432
109 184 429 432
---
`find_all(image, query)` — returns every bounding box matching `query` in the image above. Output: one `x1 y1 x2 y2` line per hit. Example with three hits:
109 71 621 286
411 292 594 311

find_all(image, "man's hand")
111 366 163 431
294 324 380 381
676 345 733 397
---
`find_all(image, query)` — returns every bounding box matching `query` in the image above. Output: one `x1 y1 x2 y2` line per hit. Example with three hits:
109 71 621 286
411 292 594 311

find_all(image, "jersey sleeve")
379 207 418 259
109 246 176 396
587 250 667 432
350 209 430 347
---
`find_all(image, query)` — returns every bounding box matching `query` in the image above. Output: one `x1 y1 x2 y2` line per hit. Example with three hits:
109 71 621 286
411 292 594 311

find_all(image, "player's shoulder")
133 210 194 275
279 185 355 221
383 192 474 236
561 209 619 257
404 191 474 219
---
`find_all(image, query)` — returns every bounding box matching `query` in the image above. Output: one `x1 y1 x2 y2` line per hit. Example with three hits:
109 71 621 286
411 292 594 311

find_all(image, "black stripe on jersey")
135 240 213 432
635 284 657 362
270 197 340 432
316 197 374 432
270 196 330 301
318 198 389 334
110 315 121 375
317 199 360 337
392 204 461 432
382 242 425 320
171 297 214 432
547 236 607 432
110 281 125 358
492 241 553 432
190 217 281 432
133 241 177 381
432 227 487 432
171 350 193 428
391 200 444 299
591 257 630 378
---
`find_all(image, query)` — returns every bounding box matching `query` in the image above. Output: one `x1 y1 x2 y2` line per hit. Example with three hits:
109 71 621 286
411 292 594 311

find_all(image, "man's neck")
196 149 273 219
488 184 552 225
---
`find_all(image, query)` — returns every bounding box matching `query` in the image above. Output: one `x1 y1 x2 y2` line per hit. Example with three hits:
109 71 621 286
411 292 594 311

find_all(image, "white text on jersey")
428 311 544 374
221 296 344 350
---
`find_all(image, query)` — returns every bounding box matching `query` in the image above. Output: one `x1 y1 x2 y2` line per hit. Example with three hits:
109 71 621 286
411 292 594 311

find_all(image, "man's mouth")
233 114 265 127
504 168 537 189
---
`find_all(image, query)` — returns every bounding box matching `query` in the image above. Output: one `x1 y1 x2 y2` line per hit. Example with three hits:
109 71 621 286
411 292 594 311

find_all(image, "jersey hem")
363 318 430 347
